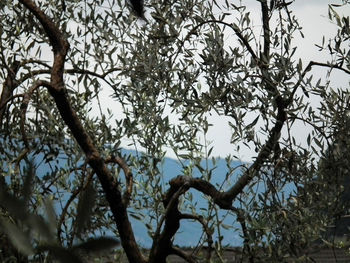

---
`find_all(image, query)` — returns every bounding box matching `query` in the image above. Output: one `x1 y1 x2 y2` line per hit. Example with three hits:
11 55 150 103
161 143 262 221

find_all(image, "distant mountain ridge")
119 150 245 247
14 147 245 247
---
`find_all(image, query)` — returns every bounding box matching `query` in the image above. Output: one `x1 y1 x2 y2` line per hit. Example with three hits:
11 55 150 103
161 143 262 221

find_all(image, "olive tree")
0 0 349 262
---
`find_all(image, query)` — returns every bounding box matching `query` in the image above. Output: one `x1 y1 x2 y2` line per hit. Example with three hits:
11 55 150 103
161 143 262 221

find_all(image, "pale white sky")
4 1 348 162
187 0 350 162
84 0 350 162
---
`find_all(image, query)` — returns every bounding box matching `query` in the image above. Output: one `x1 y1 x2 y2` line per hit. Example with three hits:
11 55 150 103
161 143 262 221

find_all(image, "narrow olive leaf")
39 245 84 263
27 214 54 243
22 158 36 206
75 182 96 236
1 193 27 220
72 237 120 253
43 198 57 238
246 115 260 130
0 219 34 255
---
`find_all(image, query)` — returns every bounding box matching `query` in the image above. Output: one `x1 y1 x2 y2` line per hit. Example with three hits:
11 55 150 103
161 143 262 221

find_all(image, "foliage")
0 0 349 262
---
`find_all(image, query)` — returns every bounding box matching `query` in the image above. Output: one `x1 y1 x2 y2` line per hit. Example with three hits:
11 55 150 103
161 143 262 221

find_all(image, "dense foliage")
0 0 349 262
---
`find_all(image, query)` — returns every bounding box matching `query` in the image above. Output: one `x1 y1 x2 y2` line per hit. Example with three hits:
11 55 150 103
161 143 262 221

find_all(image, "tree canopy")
0 0 350 262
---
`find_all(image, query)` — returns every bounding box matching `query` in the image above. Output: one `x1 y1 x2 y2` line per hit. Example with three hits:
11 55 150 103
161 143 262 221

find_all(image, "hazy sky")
192 0 350 162
84 0 350 161
5 1 348 162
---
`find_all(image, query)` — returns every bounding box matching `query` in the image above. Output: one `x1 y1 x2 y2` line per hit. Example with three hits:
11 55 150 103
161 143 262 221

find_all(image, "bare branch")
16 68 119 92
308 61 350 75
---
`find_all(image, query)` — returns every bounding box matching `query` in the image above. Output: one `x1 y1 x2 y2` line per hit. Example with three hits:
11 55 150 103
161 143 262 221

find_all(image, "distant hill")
125 152 245 247
31 148 245 247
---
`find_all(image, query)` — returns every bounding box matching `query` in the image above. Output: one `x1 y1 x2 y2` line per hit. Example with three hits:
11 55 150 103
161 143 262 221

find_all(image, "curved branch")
150 183 189 262
20 59 51 69
289 60 350 102
166 96 288 211
180 213 214 261
18 0 67 55
57 168 93 243
168 176 233 209
20 80 50 149
19 1 145 262
17 68 119 92
155 88 288 263
174 19 259 65
105 155 134 206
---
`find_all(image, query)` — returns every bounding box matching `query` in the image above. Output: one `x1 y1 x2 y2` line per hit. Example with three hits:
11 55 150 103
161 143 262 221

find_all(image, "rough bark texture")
18 1 146 262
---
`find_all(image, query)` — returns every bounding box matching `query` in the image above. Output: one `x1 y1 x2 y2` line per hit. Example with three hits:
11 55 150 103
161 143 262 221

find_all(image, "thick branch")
260 0 270 61
0 60 20 127
18 0 66 54
163 99 287 213
106 156 134 205
18 1 145 262
149 184 188 263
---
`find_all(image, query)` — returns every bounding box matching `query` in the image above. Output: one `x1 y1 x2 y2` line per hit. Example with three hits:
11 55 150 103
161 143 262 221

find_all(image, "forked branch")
18 1 145 262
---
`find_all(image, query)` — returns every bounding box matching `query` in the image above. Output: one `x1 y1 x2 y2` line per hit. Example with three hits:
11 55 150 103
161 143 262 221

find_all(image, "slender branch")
20 80 50 149
259 0 279 97
57 168 94 243
174 19 259 65
224 102 287 200
20 59 51 69
105 155 134 206
308 61 350 75
180 213 214 261
289 60 350 102
17 68 119 92
232 207 254 263
0 94 25 111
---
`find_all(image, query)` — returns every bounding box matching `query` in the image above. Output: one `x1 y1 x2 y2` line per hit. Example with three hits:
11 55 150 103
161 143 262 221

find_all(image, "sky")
3 1 349 162
114 0 350 162
91 0 349 162
181 0 350 162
